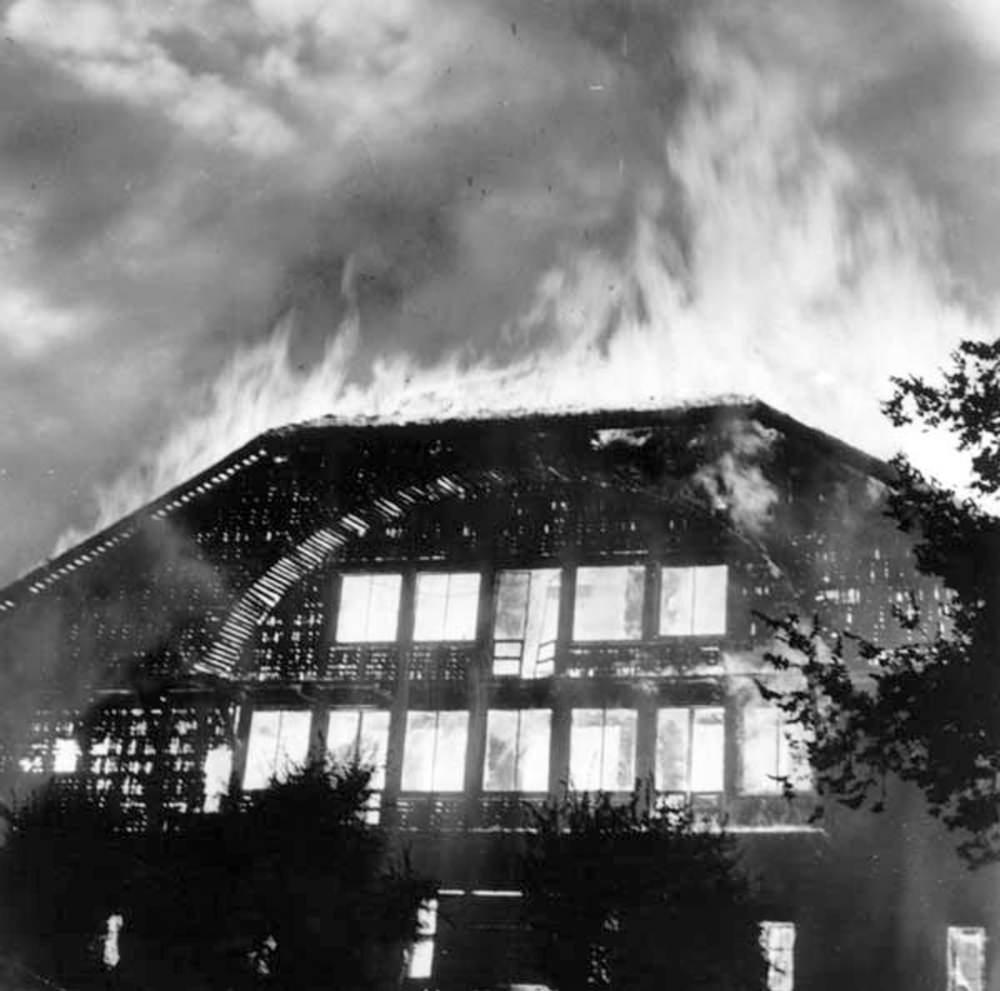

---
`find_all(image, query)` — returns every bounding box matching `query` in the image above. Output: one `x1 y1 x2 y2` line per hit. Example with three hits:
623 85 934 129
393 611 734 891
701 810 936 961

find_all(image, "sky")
2 0 1000 584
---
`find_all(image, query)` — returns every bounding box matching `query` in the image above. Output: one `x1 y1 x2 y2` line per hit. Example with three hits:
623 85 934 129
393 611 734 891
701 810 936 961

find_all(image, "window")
740 707 811 794
656 707 725 792
948 927 986 991
407 897 438 979
202 745 233 813
326 709 390 789
402 711 469 791
570 709 637 791
414 572 481 641
242 710 311 791
484 709 551 791
660 565 728 636
53 737 81 773
336 573 402 642
573 566 645 641
760 922 795 991
493 569 561 677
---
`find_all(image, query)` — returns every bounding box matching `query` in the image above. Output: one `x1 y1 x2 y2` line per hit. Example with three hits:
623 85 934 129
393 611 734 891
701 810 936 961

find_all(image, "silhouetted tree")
764 342 1000 865
0 760 432 990
520 788 768 991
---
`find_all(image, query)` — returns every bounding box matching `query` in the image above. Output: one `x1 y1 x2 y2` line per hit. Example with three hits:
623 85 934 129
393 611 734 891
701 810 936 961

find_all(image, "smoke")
34 2 999 555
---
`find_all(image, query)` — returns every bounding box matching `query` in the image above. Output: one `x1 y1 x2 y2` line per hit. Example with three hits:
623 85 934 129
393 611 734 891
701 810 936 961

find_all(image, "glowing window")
414 572 481 641
660 565 728 636
484 709 551 792
53 737 81 774
493 569 561 677
202 745 233 813
407 897 438 979
570 709 637 791
402 711 469 791
948 927 986 991
326 709 390 790
740 707 811 795
573 566 645 641
336 573 402 642
242 710 311 791
656 707 725 792
760 922 795 991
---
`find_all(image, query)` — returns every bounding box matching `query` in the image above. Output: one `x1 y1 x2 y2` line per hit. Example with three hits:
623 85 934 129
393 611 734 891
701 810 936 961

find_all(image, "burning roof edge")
0 398 893 614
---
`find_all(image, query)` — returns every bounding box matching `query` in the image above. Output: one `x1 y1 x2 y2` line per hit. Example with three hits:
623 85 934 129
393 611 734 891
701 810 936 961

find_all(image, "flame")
58 18 993 550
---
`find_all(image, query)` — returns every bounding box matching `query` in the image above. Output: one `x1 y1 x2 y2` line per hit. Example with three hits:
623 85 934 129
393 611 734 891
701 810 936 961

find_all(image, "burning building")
0 400 995 990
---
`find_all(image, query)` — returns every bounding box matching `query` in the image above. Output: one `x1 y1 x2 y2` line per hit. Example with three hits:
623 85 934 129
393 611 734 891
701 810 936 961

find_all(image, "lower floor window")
407 897 438 980
570 708 637 792
202 744 233 812
242 710 311 791
402 711 469 792
741 706 811 794
948 926 986 991
484 709 551 792
760 921 795 991
656 707 724 793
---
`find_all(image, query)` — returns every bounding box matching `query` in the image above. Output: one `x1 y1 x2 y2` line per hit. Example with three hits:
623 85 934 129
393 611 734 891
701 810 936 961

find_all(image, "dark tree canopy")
0 760 432 991
765 343 1000 866
520 789 768 991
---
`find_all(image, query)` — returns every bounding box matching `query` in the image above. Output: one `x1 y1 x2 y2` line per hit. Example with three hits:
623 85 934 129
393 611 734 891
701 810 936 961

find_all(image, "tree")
763 340 1000 866
520 787 768 991
0 760 433 990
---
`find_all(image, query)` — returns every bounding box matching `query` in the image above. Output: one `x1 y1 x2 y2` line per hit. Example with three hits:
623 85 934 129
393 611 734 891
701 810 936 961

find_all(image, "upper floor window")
326 709 390 790
336 573 402 642
948 926 985 991
52 737 82 774
414 572 480 641
570 708 637 791
243 709 311 791
573 566 644 641
660 565 728 636
493 569 561 677
401 710 469 791
656 707 725 793
484 709 551 792
740 706 811 795
760 922 795 991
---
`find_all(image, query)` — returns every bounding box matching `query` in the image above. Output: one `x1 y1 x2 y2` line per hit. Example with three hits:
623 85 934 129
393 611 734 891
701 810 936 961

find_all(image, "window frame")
569 707 638 792
760 921 795 991
413 570 482 643
242 708 313 792
401 709 470 793
334 572 403 644
572 565 646 643
947 926 986 991
483 708 552 793
739 705 812 796
655 705 726 794
491 568 561 678
658 563 729 637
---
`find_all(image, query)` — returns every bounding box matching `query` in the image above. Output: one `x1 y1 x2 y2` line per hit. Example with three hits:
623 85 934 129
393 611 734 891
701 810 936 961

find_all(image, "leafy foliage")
520 788 768 991
0 759 432 990
764 346 1000 866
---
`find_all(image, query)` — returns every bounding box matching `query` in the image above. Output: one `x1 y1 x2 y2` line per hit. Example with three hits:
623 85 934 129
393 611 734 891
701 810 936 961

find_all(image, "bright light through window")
414 573 481 641
570 709 637 791
660 565 728 636
402 711 469 791
493 569 561 677
573 566 644 641
52 737 81 773
408 898 438 979
242 710 311 791
948 927 986 991
484 709 551 792
656 707 724 792
202 744 233 812
741 707 811 795
760 922 795 991
327 709 390 790
336 574 402 642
